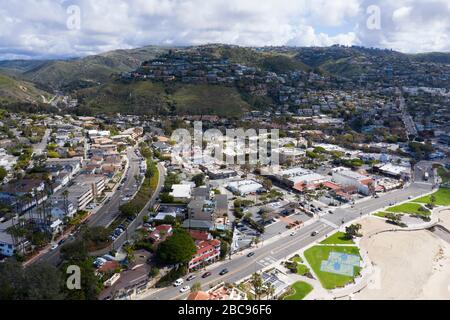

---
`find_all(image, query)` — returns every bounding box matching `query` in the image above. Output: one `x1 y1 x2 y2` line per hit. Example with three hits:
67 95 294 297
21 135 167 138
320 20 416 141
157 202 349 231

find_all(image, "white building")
332 167 374 195
170 184 193 202
227 180 265 196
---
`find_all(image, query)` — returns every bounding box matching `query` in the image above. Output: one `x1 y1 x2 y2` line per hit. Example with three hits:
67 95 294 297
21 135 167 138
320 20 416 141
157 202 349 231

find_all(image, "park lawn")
320 232 354 245
414 188 450 206
283 281 313 300
304 245 361 290
386 202 431 216
374 211 404 218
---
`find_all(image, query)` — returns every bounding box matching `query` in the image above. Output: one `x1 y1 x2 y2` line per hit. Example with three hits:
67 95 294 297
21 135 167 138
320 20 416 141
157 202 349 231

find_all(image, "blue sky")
0 0 449 60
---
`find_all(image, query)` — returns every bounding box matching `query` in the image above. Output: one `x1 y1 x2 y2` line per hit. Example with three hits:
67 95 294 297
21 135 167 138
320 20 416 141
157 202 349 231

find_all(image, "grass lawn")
320 232 354 245
283 281 313 300
374 211 403 218
386 202 431 216
414 188 450 206
304 245 361 290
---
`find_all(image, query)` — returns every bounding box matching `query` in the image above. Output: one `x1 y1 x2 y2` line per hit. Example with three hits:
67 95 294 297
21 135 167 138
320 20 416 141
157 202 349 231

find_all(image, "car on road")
219 269 229 276
50 244 58 251
202 272 212 278
186 275 196 281
247 252 255 258
57 239 65 246
311 231 319 237
179 286 190 293
173 278 184 287
290 231 296 236
328 210 334 214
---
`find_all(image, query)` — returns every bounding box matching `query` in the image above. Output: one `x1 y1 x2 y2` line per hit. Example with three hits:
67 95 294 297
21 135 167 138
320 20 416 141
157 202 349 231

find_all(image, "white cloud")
0 0 448 59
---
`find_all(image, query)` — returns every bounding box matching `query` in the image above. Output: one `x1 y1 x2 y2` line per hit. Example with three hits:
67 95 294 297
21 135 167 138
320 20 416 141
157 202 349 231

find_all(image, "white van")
173 278 184 287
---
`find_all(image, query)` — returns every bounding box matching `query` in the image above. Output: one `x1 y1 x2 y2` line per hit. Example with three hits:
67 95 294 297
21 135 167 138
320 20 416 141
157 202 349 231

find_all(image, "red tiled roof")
187 291 210 300
323 181 341 190
189 230 211 241
155 224 172 232
98 261 120 273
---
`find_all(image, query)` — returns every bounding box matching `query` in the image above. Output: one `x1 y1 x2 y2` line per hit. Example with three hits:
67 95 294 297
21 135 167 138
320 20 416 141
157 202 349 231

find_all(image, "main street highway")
143 220 334 300
142 181 434 300
88 147 141 227
326 182 433 227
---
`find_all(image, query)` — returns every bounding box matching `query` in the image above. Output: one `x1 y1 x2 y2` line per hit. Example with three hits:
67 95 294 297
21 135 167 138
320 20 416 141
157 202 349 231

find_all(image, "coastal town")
0 82 448 300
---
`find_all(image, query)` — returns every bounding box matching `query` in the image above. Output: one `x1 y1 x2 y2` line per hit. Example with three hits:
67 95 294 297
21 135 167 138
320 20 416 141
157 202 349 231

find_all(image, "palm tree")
250 272 263 300
265 283 275 300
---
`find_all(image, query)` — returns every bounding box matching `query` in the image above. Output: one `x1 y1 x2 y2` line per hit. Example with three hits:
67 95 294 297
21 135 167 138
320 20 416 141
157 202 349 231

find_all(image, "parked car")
311 231 319 237
50 244 58 251
202 272 212 278
290 232 296 236
219 269 229 276
173 278 184 287
247 252 255 258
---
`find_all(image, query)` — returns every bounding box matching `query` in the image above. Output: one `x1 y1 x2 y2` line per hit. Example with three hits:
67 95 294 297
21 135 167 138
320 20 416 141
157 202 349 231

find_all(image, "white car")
50 244 58 251
173 278 184 287
179 286 190 293
290 232 296 236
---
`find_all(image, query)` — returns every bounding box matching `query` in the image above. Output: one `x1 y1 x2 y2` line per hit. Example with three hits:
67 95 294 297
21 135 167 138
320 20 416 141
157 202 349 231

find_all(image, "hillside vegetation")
13 46 169 91
76 80 249 117
0 73 51 106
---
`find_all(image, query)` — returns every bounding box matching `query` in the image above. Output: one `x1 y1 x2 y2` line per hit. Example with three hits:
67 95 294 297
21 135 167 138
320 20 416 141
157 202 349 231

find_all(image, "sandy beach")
354 217 450 300
437 208 450 230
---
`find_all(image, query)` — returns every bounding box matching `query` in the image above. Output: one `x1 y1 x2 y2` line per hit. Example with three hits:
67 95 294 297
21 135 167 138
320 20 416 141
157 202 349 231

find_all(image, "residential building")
188 239 221 271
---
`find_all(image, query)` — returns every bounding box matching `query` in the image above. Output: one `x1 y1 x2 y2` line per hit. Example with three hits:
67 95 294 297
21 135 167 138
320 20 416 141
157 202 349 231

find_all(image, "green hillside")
76 80 249 117
22 46 169 90
0 73 51 106
205 45 310 72
171 84 250 117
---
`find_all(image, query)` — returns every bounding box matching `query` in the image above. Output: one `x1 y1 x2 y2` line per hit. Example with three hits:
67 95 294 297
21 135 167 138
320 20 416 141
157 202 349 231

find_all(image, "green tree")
344 224 362 240
192 173 205 187
0 166 7 181
156 229 196 265
250 272 264 300
191 282 202 293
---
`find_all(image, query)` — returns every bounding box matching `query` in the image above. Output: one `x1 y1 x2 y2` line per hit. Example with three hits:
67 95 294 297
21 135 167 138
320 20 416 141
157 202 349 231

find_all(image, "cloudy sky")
0 0 449 60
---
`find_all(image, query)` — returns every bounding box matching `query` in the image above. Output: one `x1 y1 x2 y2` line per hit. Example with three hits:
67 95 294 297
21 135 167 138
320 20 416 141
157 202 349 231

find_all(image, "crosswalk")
257 256 277 267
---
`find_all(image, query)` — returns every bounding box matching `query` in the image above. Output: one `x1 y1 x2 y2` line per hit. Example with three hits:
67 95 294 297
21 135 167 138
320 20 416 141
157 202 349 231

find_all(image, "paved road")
33 149 160 266
89 148 141 227
141 181 435 300
142 220 334 300
430 225 450 244
109 162 166 252
324 182 433 226
398 88 418 137
32 129 51 156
